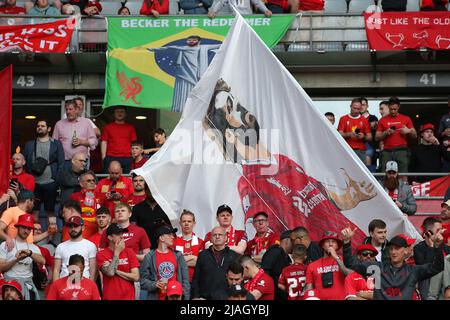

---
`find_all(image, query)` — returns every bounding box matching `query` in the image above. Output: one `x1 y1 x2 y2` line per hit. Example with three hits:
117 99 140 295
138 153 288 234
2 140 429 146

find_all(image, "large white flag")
134 14 421 245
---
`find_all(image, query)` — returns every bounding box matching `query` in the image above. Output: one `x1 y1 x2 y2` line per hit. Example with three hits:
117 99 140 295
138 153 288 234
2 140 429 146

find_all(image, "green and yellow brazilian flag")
103 15 295 110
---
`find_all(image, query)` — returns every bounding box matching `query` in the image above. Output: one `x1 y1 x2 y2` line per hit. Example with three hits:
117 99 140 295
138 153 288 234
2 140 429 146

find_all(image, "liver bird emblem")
117 71 143 105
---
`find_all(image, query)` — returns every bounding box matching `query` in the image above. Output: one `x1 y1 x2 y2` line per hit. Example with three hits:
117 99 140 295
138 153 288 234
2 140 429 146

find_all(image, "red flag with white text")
0 18 76 53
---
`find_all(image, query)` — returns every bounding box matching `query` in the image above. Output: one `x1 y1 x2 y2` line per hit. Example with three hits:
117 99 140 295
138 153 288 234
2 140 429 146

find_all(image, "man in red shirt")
305 231 347 300
338 98 372 163
99 202 150 263
97 223 140 300
344 244 377 300
11 153 35 192
95 161 134 218
204 204 247 255
128 175 147 208
88 206 111 249
173 210 204 282
441 200 450 231
130 141 148 170
140 224 190 300
70 171 104 238
245 212 279 264
376 97 417 173
101 106 137 174
278 244 308 300
240 255 274 300
0 0 26 14
47 254 101 300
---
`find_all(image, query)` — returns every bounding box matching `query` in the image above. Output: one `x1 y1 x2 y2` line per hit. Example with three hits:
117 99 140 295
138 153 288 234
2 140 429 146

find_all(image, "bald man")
95 161 133 220
11 153 35 192
191 226 241 300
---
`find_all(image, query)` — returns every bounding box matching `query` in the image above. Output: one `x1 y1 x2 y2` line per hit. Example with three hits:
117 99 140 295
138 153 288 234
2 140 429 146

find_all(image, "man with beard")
144 36 221 113
441 200 450 231
131 184 171 249
128 175 147 208
383 161 416 216
23 120 64 230
11 153 35 192
0 280 24 300
203 79 377 248
53 216 97 282
95 161 134 219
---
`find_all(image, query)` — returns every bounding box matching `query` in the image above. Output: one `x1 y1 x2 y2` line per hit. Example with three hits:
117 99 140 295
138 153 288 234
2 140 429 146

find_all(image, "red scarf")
227 226 236 246
244 268 265 292
255 230 273 254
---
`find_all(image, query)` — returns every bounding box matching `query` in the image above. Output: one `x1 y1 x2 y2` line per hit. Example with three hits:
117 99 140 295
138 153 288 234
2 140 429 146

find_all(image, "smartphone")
9 178 18 188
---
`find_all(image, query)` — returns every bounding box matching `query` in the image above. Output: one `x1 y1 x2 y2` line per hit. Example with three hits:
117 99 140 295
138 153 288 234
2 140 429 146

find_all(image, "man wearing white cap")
383 161 416 216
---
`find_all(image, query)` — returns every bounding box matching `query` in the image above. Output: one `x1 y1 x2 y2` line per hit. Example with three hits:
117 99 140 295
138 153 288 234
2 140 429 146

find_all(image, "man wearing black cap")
228 284 249 300
245 211 279 264
342 226 445 300
192 226 241 300
140 224 190 300
260 230 292 300
204 205 247 255
97 223 140 300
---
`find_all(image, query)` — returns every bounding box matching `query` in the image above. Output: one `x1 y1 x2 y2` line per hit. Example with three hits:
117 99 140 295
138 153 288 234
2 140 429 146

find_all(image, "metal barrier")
0 14 374 53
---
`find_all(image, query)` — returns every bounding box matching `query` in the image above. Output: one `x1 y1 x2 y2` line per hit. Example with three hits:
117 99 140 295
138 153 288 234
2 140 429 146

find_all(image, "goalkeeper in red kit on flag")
204 79 377 246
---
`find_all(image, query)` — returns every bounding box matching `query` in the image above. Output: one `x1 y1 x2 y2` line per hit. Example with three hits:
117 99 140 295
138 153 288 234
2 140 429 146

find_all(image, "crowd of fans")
0 95 448 301
0 0 448 17
327 96 450 182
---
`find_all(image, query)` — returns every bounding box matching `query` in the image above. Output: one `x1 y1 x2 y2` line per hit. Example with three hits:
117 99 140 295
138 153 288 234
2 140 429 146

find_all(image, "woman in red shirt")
140 0 168 16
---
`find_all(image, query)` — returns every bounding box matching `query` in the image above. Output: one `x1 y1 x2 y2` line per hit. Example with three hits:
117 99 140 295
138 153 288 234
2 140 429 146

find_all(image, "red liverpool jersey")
238 154 365 246
278 263 308 300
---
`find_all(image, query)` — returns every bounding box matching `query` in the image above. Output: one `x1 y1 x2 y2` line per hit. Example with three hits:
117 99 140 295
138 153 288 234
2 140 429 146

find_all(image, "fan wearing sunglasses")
344 244 378 300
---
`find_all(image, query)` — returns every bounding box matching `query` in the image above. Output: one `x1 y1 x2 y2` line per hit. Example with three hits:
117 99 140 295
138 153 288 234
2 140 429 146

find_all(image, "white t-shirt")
55 239 97 278
374 246 382 262
0 240 41 279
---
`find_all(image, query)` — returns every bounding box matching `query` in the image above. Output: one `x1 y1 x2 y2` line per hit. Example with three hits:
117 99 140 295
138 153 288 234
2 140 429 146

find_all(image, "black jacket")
23 138 64 182
306 241 323 264
191 246 241 300
261 244 291 300
344 242 444 300
382 0 407 11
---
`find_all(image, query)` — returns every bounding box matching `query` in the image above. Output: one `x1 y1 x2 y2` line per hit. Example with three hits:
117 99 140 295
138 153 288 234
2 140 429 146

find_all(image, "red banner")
0 18 76 53
0 65 12 195
364 12 450 50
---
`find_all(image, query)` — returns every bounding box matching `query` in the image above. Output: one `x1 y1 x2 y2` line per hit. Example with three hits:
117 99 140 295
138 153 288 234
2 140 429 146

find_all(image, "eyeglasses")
324 231 338 237
253 219 267 224
85 179 95 183
360 251 376 257
212 233 225 237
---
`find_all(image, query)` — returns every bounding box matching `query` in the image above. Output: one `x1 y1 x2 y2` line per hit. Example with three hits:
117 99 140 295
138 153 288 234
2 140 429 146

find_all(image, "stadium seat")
324 0 348 13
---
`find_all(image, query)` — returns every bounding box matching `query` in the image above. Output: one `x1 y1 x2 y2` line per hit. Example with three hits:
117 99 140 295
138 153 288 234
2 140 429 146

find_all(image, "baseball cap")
15 214 35 229
319 231 343 249
216 204 232 216
0 280 23 300
17 190 37 202
420 123 435 133
304 289 320 300
441 200 450 208
388 235 408 248
253 211 268 220
385 161 398 173
228 284 247 297
398 234 415 246
66 216 84 227
356 244 378 255
167 280 183 296
280 230 292 240
106 223 128 236
155 225 178 238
